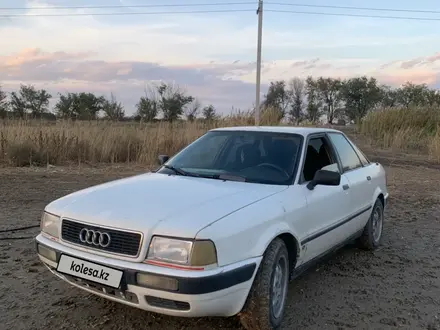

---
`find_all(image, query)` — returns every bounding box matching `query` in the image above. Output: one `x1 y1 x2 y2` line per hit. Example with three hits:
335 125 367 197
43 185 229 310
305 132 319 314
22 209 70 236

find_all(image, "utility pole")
255 0 263 126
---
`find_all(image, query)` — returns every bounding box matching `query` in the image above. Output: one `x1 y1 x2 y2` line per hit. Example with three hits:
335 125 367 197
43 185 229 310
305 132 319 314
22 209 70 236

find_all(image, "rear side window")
327 133 363 172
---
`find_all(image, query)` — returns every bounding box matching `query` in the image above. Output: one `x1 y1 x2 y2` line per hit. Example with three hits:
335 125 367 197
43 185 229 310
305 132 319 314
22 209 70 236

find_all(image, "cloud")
2 47 440 116
0 47 259 88
375 71 439 86
371 52 440 86
426 53 440 64
380 52 440 69
394 52 440 69
1 47 93 68
0 48 263 113
2 1 440 115
3 0 440 66
290 58 320 69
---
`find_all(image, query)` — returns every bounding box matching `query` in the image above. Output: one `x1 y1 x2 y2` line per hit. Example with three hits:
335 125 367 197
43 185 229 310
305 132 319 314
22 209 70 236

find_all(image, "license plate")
56 254 123 289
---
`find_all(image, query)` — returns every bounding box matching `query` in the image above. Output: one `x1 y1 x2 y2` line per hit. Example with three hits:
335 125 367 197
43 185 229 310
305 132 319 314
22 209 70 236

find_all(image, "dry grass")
359 107 440 162
1 106 439 167
0 109 283 167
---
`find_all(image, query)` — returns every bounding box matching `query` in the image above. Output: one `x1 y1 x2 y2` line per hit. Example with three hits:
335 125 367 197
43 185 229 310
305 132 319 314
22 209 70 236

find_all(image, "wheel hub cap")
372 206 383 242
271 255 287 319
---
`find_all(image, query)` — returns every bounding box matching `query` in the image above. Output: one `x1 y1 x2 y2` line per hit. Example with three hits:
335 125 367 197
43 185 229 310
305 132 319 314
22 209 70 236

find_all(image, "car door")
345 134 379 202
295 134 353 265
326 132 373 233
298 174 352 264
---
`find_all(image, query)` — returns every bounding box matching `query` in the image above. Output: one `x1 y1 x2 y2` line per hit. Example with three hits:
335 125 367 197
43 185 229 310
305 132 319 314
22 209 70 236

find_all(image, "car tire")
238 237 289 330
357 198 384 250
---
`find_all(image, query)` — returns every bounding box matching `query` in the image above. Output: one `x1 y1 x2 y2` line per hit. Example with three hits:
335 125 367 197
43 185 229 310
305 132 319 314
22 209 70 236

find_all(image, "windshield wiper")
214 174 247 182
162 164 192 176
162 165 246 182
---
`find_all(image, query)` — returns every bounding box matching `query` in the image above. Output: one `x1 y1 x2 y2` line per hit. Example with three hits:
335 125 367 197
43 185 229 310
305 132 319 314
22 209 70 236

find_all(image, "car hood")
45 172 287 238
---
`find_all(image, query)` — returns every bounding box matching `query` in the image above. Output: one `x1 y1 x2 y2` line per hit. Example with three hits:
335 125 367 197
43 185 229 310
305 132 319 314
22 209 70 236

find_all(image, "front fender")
252 222 302 262
372 187 389 209
195 190 306 267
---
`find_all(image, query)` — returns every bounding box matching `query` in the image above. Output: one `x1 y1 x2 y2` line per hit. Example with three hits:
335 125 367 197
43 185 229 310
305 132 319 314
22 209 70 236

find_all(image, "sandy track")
1 164 440 330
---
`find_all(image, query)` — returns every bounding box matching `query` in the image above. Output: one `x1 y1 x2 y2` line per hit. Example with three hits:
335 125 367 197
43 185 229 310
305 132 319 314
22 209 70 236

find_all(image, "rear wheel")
357 198 384 250
239 238 289 330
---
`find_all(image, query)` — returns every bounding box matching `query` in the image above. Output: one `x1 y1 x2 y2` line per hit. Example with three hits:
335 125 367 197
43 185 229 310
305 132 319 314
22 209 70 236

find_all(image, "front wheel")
357 198 384 250
239 238 289 330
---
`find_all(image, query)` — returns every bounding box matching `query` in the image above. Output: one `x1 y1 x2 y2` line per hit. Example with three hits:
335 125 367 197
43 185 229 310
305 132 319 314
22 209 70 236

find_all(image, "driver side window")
302 137 339 182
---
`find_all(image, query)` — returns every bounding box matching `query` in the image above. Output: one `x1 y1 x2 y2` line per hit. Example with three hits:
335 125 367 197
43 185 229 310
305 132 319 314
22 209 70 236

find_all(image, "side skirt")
289 229 363 281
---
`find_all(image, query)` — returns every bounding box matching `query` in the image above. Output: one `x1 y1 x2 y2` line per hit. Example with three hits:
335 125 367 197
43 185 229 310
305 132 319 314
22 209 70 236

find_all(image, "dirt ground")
1 160 440 330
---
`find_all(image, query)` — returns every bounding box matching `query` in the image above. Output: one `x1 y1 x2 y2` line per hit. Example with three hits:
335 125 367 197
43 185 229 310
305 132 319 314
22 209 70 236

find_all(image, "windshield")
157 130 303 185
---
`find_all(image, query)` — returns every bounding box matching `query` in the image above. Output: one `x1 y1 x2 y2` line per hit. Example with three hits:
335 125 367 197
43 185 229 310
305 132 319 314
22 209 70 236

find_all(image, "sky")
1 0 440 115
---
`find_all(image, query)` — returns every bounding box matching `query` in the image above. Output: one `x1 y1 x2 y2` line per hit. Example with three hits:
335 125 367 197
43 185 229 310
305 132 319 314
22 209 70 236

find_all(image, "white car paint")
44 172 287 263
35 126 388 324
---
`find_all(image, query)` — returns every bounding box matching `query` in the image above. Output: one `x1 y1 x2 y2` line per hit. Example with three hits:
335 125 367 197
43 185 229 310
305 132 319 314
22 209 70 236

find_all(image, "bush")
1 106 439 166
359 107 440 161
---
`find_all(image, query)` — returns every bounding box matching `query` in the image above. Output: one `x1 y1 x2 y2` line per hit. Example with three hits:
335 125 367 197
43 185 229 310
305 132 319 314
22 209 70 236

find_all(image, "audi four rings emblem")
79 228 111 248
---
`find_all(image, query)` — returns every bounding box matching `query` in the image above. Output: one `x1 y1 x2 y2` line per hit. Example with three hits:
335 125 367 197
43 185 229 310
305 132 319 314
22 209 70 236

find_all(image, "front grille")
61 219 142 257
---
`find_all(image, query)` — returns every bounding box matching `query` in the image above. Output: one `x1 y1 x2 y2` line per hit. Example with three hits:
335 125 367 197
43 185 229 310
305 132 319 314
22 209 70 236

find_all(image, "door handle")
343 184 350 190
366 176 371 181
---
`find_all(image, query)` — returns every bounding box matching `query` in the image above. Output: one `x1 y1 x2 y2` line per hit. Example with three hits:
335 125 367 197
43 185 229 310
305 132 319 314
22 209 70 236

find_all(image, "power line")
0 9 254 18
2 1 440 15
0 2 255 10
1 7 439 21
3 9 439 21
266 9 440 21
266 2 440 15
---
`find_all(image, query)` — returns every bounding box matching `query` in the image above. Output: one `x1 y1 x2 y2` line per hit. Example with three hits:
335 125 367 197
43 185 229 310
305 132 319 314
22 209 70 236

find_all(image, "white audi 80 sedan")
36 126 388 330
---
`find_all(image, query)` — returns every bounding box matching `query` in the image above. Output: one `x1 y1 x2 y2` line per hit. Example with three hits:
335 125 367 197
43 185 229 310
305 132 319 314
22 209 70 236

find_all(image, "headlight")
146 236 217 268
40 212 61 238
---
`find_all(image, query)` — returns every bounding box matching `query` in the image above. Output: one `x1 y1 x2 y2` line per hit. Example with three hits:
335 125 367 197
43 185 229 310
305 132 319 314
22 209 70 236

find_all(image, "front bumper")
35 234 261 317
384 192 389 208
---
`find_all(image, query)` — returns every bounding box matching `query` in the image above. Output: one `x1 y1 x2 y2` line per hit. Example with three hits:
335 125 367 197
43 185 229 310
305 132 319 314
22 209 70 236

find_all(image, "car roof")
209 126 342 137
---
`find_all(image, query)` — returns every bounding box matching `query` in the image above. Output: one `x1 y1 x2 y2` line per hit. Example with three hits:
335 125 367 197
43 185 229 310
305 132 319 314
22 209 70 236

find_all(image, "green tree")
157 82 194 122
54 93 75 119
136 97 157 122
202 104 217 120
304 76 323 124
0 85 8 118
396 82 430 108
102 93 125 121
135 85 159 122
185 98 201 122
315 77 343 124
424 89 440 107
341 76 382 123
262 80 291 121
288 77 305 124
54 92 105 120
10 84 52 118
379 85 399 108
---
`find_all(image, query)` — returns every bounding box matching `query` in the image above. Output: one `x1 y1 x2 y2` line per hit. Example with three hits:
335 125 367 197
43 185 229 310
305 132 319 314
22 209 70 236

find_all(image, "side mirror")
307 169 341 190
157 155 169 165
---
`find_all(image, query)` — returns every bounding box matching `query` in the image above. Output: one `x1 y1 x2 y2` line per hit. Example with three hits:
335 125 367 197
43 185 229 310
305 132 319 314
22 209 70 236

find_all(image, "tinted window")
224 133 260 164
302 137 339 182
309 138 323 153
173 133 229 168
159 130 302 185
327 133 362 172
